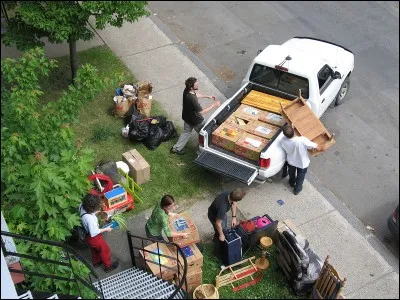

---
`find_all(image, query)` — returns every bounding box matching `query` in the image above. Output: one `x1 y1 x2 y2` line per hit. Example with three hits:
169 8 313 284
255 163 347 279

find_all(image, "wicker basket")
193 284 219 299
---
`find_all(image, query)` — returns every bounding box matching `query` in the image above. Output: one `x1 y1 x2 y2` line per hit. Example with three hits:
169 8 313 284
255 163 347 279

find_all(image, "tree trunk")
68 38 78 83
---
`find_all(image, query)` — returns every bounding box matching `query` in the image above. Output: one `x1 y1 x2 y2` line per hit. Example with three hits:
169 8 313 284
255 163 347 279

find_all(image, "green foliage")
111 212 127 230
3 1 150 46
1 47 123 297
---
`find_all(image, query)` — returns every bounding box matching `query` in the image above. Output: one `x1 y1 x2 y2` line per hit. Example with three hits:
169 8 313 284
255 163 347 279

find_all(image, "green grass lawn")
201 242 304 299
40 45 221 214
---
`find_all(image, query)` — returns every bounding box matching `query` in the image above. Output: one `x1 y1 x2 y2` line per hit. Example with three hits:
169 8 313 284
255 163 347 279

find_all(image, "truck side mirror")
257 50 262 55
334 71 342 79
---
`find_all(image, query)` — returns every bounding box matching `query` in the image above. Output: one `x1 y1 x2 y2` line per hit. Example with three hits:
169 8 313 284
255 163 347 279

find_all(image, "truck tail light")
198 134 204 147
259 158 270 168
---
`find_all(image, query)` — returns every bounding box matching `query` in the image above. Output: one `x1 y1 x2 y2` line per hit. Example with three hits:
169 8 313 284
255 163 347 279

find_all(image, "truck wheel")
334 76 350 106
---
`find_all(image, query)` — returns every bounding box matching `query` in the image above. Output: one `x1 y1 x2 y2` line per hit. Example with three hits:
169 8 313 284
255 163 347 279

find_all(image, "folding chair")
311 255 346 299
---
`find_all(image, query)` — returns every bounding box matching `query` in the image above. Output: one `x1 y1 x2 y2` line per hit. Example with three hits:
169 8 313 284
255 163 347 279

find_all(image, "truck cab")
195 37 354 184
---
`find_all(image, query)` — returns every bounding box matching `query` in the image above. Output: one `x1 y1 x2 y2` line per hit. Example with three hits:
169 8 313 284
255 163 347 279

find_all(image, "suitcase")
222 230 242 266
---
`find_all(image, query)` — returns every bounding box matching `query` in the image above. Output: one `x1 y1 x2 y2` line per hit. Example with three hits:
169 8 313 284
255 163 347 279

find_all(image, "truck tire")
334 76 350 106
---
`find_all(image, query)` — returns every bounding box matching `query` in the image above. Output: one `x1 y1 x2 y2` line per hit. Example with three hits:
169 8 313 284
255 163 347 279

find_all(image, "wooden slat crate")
241 90 291 114
280 93 335 156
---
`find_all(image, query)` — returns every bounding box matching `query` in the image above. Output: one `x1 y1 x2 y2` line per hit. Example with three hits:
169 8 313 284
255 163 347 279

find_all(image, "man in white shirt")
80 194 119 272
281 124 324 195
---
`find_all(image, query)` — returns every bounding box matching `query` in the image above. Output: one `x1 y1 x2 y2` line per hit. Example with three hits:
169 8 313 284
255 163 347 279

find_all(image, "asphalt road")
148 1 399 257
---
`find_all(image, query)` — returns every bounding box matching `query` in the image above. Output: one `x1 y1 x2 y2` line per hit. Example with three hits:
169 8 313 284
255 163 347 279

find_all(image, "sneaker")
93 262 102 268
104 261 119 273
170 147 186 155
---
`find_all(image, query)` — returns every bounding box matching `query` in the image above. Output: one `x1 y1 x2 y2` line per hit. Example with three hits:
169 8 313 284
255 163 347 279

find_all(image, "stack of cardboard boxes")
212 103 285 161
168 212 203 295
140 212 203 295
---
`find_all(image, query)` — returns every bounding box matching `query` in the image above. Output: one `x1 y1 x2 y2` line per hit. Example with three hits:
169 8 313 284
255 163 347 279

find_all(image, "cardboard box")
176 266 203 285
234 104 263 121
225 114 253 131
140 242 177 280
174 244 203 271
168 212 200 248
258 111 286 127
212 124 244 152
246 120 279 139
183 279 202 295
235 133 268 161
122 149 150 185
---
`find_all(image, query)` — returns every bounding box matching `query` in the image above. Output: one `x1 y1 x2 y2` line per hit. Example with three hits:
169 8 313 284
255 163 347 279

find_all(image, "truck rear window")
249 64 309 99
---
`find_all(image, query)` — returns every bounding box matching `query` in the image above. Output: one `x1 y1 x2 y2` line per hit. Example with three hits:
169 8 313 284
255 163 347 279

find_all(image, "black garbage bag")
143 124 164 150
128 118 152 141
124 104 142 126
161 121 177 142
151 116 167 127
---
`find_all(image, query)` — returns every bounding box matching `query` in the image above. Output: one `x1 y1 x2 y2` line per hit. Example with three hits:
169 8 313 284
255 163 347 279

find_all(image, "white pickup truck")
195 37 354 185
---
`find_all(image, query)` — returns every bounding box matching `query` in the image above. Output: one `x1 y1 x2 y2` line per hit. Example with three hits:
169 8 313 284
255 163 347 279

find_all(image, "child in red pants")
80 194 119 272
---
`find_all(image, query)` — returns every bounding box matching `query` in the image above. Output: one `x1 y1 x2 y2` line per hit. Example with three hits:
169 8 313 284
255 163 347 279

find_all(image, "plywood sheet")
242 90 291 114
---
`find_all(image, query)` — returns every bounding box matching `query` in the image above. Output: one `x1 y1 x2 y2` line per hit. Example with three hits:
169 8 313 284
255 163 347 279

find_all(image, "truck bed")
202 83 294 164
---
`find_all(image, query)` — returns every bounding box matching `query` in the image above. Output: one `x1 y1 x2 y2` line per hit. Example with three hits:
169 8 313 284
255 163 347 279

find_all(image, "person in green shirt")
145 195 189 241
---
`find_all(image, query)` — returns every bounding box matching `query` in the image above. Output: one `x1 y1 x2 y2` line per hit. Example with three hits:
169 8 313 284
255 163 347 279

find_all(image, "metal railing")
1 230 104 299
126 231 188 299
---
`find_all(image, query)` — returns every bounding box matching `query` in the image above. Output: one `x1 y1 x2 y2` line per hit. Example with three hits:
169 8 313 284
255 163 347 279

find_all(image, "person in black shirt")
170 77 220 155
208 188 246 260
208 188 246 241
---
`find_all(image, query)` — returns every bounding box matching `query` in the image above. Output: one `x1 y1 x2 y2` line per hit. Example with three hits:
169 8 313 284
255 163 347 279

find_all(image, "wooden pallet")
241 90 291 114
215 256 263 292
280 92 335 156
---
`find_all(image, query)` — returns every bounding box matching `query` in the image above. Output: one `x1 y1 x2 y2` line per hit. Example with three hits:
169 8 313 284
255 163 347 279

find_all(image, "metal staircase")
91 231 189 299
93 267 186 299
2 230 189 299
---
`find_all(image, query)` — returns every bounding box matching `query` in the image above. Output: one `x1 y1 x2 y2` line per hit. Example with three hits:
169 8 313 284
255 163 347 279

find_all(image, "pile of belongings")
114 81 153 118
122 105 177 150
275 225 323 295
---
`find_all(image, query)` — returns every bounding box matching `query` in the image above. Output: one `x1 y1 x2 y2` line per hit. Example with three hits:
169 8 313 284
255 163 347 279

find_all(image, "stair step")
93 267 186 299
112 277 159 298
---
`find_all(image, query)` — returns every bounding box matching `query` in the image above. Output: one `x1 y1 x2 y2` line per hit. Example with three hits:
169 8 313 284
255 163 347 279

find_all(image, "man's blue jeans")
288 164 308 193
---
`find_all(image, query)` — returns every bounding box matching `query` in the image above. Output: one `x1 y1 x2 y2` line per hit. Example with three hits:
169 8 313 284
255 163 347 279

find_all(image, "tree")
2 1 149 82
1 47 123 296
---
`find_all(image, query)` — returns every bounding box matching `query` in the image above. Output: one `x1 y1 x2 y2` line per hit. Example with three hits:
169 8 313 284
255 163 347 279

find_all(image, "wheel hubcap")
339 83 348 100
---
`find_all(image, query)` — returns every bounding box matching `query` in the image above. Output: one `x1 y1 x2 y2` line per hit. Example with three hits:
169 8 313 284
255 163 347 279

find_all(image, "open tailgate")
194 151 258 185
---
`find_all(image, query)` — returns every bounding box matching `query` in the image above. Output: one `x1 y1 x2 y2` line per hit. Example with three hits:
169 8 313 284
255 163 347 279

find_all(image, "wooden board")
241 90 291 114
280 96 335 156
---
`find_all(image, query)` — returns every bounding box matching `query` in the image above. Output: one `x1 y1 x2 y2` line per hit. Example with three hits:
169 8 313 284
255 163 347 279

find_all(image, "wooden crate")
168 212 200 248
241 90 291 114
280 95 335 156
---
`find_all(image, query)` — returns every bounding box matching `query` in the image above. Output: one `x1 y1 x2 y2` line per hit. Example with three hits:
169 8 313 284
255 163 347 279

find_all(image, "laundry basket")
193 284 219 299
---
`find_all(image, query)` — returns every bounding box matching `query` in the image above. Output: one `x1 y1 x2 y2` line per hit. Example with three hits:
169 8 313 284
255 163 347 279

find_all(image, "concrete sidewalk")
87 15 399 299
